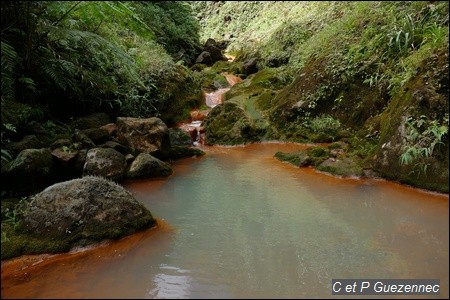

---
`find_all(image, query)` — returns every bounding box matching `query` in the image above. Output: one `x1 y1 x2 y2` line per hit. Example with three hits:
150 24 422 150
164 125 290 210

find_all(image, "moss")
316 157 364 177
1 209 156 260
168 146 205 160
274 151 312 167
203 102 261 145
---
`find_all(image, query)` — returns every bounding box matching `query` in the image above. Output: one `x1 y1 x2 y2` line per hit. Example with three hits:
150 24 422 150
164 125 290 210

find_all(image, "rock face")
116 117 171 158
83 148 127 180
3 148 54 195
126 153 173 179
21 176 156 243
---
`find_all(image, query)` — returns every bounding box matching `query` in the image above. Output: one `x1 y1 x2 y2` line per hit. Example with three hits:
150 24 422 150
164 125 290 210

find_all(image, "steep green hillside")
193 1 449 192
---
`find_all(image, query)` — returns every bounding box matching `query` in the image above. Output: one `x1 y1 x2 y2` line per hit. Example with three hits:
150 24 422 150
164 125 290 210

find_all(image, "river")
1 143 448 298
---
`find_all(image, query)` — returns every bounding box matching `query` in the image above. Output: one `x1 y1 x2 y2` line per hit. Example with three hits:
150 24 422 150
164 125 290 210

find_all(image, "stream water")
1 143 448 298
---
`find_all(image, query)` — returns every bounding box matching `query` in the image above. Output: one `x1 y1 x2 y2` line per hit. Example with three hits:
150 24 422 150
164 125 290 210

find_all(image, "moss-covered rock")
169 128 193 146
168 146 205 160
274 151 312 167
203 102 261 145
1 176 156 260
317 157 364 177
126 153 173 179
2 148 54 196
368 48 449 193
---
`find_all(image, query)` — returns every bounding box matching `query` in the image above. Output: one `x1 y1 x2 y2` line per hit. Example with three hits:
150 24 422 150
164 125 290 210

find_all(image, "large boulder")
20 176 156 246
203 102 261 145
2 148 54 196
83 148 127 180
116 117 171 158
126 153 173 179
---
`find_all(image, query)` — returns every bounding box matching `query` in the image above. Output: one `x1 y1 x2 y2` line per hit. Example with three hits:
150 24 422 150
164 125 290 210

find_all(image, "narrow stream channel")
2 143 448 298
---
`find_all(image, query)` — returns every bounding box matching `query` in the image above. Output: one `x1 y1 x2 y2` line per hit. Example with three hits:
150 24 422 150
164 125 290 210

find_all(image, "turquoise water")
2 143 448 298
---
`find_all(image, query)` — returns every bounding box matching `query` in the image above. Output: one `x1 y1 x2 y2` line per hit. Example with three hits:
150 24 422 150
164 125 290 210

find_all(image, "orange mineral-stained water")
2 143 448 299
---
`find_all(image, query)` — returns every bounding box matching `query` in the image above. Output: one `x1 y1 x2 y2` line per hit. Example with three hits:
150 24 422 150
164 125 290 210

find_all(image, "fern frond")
1 41 18 101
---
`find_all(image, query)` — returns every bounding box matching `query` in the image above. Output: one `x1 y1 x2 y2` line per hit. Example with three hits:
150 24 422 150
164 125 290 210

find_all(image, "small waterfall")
177 72 242 145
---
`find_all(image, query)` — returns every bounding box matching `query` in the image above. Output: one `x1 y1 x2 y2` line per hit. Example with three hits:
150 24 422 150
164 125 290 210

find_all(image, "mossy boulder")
203 102 260 145
169 128 193 146
83 148 127 181
168 146 205 160
317 157 364 177
2 148 54 196
126 153 173 179
274 151 312 167
1 176 156 259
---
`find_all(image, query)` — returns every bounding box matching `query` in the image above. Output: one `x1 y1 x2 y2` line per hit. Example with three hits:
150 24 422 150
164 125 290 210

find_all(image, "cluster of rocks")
1 113 202 197
195 38 229 66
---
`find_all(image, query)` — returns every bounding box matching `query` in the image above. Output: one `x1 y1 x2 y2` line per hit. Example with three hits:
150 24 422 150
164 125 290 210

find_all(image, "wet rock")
169 128 193 146
3 148 54 196
83 148 127 181
168 146 205 160
190 110 208 121
21 176 156 245
126 153 173 179
116 117 171 158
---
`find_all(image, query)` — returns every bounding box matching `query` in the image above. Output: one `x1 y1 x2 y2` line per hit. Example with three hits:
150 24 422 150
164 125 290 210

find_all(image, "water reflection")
1 143 448 299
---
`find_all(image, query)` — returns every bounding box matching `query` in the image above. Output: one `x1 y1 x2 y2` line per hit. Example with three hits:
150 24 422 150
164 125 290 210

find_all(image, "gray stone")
83 148 127 180
21 176 156 241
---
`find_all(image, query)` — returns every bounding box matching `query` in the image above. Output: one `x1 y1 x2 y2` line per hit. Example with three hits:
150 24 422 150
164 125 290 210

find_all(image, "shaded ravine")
1 143 448 299
178 73 242 145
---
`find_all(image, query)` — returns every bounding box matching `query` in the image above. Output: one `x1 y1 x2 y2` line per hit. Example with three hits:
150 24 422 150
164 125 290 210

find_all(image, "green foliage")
400 114 449 175
1 41 18 102
304 115 341 134
1 1 201 121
